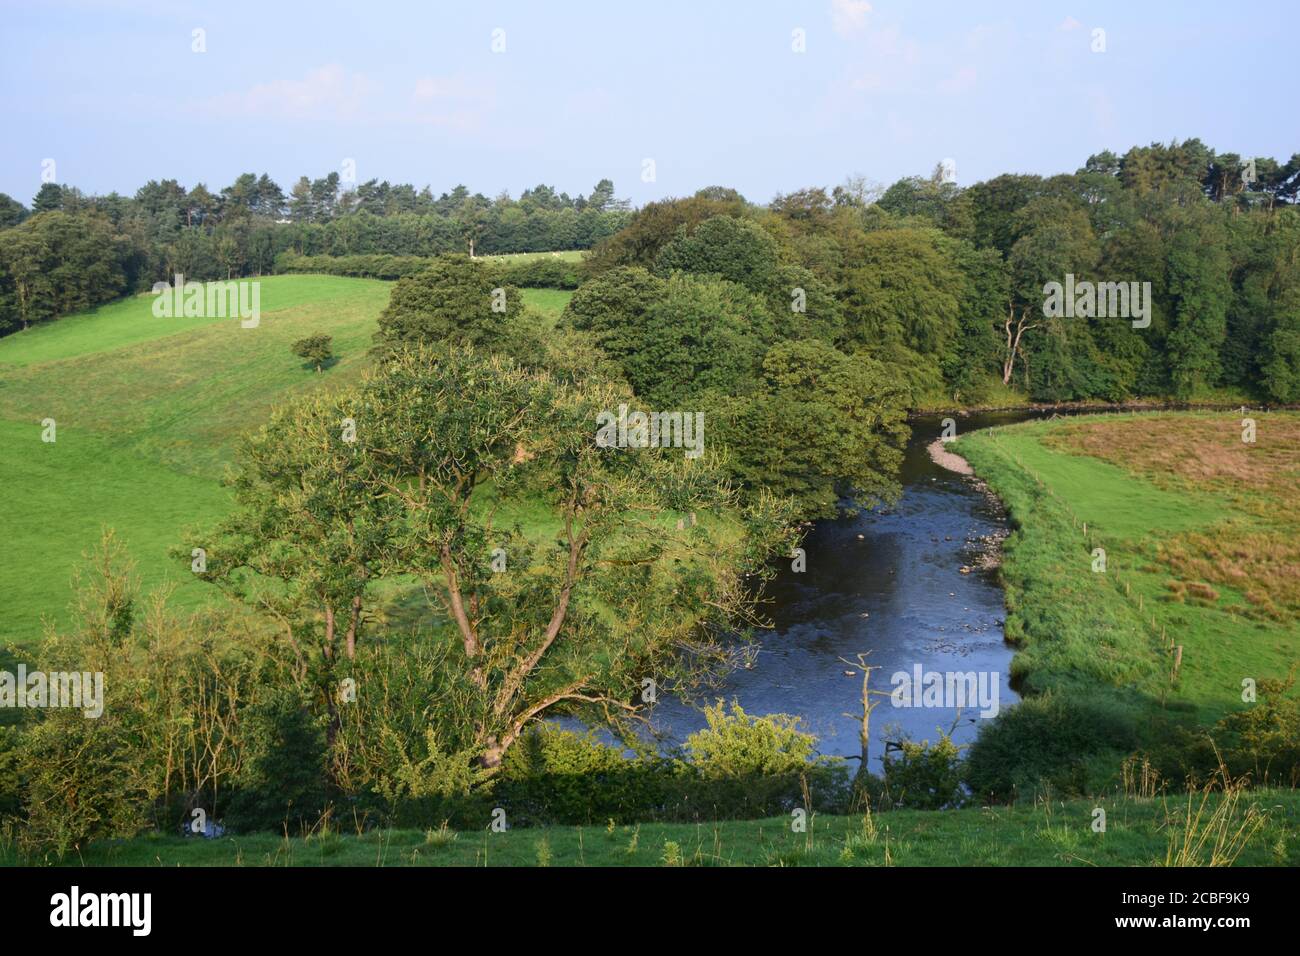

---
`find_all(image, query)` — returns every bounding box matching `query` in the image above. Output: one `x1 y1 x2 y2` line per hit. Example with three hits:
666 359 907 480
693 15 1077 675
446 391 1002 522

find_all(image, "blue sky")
1 0 1293 206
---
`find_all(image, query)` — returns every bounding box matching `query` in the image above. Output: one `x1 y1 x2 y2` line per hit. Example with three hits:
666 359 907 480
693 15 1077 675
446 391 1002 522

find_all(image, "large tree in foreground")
198 345 792 768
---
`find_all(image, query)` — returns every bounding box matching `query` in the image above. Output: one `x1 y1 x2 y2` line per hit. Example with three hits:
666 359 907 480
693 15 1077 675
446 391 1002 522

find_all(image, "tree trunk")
344 595 361 660
323 605 336 659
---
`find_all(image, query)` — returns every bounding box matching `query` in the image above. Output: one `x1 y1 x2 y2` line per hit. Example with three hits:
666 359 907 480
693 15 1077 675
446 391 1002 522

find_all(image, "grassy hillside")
956 412 1300 726
12 789 1297 867
0 274 554 644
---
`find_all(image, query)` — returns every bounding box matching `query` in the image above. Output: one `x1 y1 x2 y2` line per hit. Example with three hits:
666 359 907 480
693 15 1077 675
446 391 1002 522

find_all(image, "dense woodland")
0 173 631 333
3 139 1299 407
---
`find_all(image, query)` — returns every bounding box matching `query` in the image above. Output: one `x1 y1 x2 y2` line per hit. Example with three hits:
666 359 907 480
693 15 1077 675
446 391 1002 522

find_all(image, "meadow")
0 275 571 644
957 412 1300 727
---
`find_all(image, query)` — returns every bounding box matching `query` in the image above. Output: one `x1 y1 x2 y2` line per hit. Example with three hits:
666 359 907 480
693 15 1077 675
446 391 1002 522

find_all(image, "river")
646 409 1045 771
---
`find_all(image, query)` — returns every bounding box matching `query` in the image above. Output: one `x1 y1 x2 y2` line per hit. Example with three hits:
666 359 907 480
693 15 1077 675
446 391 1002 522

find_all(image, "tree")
947 241 1010 396
842 227 965 400
966 174 1045 255
0 193 28 230
600 272 774 409
0 211 129 330
373 254 537 363
288 176 314 223
715 340 908 519
585 195 745 273
877 174 974 241
559 265 665 352
191 387 395 666
1164 209 1230 397
653 215 780 291
291 333 334 372
1003 198 1100 391
199 345 791 768
31 183 65 214
454 197 488 256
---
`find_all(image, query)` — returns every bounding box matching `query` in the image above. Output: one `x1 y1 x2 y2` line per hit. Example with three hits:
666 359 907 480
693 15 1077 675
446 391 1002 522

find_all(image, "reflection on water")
645 410 1041 771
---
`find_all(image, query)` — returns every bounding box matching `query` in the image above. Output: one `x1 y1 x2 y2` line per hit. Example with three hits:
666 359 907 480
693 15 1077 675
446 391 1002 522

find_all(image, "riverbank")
11 788 1296 866
908 395 1296 418
953 410 1300 797
925 438 972 474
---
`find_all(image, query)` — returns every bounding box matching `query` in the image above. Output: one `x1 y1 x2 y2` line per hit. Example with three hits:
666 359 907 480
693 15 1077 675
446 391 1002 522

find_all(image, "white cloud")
194 66 493 130
199 64 377 121
1059 16 1082 31
831 0 872 36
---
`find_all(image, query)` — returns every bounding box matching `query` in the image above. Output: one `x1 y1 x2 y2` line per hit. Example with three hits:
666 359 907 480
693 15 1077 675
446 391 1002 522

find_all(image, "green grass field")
483 250 584 265
518 288 572 326
0 274 558 644
957 412 1300 725
11 789 1296 867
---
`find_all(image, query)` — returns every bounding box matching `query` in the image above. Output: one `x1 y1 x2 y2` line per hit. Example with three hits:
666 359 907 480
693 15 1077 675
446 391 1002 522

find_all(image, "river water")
646 410 1042 771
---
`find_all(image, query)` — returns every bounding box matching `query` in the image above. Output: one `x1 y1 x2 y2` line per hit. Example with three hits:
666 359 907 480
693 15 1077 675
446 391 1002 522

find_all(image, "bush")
681 702 850 817
485 256 581 289
1147 674 1300 790
274 252 582 288
223 686 329 834
496 728 678 826
19 706 154 859
964 694 1141 801
880 734 966 809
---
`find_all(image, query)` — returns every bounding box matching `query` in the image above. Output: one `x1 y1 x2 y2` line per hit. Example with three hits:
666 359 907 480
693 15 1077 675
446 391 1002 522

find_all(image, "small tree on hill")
292 333 333 372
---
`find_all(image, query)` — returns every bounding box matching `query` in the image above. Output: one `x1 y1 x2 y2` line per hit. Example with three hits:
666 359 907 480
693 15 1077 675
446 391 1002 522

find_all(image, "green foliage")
198 343 789 779
7 534 284 857
497 728 674 825
1164 211 1231 397
843 227 965 394
880 733 967 809
276 251 583 288
1150 674 1300 790
715 340 908 518
654 215 780 291
223 686 329 833
291 332 333 370
0 211 131 333
766 262 844 344
964 694 1142 801
372 254 539 363
685 701 819 776
558 265 664 353
585 195 748 273
622 274 773 408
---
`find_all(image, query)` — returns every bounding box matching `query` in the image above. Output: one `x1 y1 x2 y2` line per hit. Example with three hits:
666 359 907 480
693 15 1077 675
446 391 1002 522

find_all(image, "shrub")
496 728 677 826
880 733 966 809
223 686 329 834
682 702 850 817
964 694 1141 801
